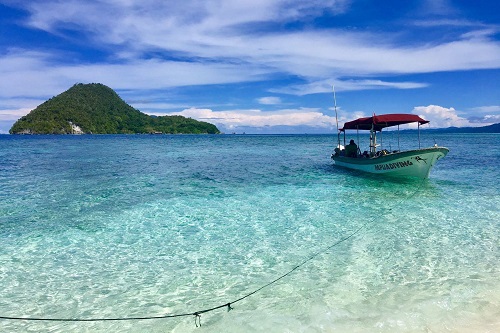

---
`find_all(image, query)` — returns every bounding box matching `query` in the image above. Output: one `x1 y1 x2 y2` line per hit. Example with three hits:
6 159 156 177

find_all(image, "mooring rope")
0 178 427 325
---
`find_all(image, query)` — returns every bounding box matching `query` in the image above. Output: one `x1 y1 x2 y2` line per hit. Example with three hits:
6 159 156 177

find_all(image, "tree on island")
9 83 220 135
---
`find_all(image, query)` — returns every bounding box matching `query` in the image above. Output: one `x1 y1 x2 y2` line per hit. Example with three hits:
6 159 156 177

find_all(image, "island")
9 83 220 135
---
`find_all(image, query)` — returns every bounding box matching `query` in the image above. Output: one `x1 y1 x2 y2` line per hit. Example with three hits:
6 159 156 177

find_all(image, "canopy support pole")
370 125 376 157
418 122 421 149
398 125 400 151
380 129 383 150
356 126 359 150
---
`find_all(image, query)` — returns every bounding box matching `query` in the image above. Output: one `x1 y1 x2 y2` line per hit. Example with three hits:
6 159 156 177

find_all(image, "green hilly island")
9 83 220 134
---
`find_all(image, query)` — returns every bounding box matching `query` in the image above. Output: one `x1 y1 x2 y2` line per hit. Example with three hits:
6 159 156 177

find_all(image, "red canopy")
340 114 429 132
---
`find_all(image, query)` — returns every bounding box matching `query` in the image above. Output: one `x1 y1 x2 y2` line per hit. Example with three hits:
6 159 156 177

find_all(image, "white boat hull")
332 147 449 179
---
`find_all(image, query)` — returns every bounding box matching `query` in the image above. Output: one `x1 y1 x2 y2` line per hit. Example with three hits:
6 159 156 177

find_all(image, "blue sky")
0 0 499 134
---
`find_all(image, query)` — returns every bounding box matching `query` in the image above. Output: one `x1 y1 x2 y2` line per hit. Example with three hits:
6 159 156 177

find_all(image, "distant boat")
331 114 449 179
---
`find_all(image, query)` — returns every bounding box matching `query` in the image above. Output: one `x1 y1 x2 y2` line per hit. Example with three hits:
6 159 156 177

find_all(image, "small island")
9 83 220 135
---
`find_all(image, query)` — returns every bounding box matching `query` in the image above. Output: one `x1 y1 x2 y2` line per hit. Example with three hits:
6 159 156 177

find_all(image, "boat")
331 114 449 178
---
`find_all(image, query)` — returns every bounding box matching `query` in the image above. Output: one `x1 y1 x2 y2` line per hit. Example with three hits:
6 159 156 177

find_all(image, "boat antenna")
332 85 340 148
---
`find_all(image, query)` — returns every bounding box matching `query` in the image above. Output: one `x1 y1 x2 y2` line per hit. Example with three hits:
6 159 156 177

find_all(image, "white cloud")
412 105 473 127
272 78 428 96
25 0 351 35
257 97 282 105
412 19 487 28
469 105 500 113
0 95 47 120
133 102 194 112
0 108 33 121
478 114 500 123
0 50 69 97
8 1 500 83
413 105 500 127
0 105 38 134
335 105 498 130
465 105 500 124
420 0 458 16
0 50 271 98
163 107 336 129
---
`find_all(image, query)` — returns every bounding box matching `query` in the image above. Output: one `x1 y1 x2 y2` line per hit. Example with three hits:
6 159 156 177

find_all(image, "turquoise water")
0 133 498 332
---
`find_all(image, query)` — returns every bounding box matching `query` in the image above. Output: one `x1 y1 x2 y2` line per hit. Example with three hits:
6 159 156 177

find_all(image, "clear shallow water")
0 133 498 332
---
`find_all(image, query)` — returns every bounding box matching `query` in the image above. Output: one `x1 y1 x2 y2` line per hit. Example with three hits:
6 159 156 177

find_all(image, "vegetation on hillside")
9 83 220 134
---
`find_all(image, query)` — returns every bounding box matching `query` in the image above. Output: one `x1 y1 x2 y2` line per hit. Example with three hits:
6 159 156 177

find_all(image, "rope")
0 177 427 324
